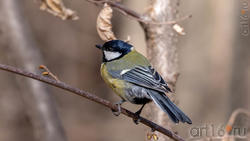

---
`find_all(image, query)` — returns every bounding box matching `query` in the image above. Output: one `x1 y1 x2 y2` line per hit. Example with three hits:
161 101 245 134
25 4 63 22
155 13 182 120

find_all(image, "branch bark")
0 0 66 141
0 64 185 141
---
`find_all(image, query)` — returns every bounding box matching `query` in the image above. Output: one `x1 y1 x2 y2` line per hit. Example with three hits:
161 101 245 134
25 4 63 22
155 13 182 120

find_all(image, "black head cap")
96 40 133 62
96 40 133 53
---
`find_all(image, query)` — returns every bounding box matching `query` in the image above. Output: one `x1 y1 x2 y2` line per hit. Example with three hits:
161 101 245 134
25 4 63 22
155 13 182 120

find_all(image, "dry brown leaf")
96 3 116 41
40 0 79 20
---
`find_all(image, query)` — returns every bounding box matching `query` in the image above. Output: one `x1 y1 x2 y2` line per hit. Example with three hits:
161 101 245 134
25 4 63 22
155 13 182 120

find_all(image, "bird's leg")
133 104 145 124
111 99 126 116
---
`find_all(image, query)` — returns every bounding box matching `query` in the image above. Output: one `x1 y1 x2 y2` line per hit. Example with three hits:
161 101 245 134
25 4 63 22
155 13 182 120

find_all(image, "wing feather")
121 66 172 93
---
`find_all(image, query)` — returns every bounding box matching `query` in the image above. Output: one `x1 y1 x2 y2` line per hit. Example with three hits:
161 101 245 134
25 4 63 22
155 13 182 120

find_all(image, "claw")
111 99 125 116
133 116 141 124
111 103 121 116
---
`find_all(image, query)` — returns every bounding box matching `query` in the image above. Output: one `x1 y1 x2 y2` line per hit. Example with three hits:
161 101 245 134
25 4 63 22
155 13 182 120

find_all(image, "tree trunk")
141 0 180 140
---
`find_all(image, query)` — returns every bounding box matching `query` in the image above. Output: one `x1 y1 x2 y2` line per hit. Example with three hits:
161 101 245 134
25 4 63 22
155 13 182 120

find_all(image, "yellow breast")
100 63 126 99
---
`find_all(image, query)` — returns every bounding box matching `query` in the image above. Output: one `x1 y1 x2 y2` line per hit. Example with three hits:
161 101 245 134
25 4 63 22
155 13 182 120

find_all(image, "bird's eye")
108 47 113 51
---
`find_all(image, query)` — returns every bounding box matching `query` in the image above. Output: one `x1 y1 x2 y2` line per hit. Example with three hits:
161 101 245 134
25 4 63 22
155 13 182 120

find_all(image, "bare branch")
87 0 143 21
226 108 250 127
222 108 250 141
0 64 185 141
87 0 191 25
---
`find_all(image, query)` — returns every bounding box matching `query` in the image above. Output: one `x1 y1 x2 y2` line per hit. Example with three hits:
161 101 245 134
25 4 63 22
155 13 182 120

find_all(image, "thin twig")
222 108 250 141
86 0 191 25
226 108 250 127
86 0 142 19
0 64 185 141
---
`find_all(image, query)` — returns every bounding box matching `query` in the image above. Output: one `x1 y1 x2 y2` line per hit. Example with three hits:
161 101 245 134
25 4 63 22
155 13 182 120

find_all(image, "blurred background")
0 0 249 141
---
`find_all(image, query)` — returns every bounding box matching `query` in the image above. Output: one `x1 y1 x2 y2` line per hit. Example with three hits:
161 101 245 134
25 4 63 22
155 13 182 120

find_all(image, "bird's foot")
111 100 125 116
133 110 141 124
111 104 121 116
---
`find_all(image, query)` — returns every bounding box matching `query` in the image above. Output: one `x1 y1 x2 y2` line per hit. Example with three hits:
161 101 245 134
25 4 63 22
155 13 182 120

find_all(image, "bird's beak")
95 44 102 50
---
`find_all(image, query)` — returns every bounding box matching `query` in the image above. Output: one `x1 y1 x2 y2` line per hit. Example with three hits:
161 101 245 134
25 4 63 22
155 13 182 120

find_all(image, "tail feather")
149 91 192 124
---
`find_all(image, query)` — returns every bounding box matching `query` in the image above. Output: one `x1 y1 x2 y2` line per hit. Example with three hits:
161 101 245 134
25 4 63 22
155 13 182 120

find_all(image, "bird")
96 40 192 124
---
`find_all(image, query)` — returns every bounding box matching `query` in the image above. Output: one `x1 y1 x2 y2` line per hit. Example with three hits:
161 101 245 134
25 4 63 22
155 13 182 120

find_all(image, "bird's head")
96 40 133 62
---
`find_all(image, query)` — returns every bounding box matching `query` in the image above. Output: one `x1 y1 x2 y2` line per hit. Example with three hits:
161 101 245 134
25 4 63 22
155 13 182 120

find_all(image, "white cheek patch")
104 51 122 61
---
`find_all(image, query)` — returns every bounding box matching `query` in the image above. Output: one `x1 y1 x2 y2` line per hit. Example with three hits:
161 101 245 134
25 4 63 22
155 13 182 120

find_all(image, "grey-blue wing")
121 66 172 93
107 66 191 124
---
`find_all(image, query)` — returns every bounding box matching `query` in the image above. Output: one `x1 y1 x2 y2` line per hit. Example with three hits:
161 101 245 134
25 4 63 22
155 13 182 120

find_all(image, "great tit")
96 40 192 124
